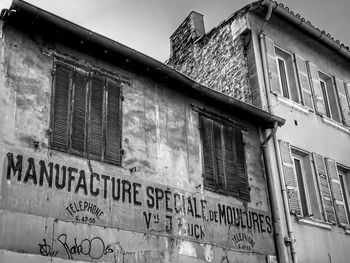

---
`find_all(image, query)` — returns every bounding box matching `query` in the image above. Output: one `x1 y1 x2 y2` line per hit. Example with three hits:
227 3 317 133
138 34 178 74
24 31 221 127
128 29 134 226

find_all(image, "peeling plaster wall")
167 20 252 104
0 22 275 263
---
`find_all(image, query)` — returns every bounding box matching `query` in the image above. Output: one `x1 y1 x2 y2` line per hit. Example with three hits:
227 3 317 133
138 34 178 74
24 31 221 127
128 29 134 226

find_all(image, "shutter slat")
334 78 350 126
308 62 326 115
325 158 349 225
71 69 88 153
235 129 249 201
52 62 73 149
279 140 302 215
200 116 216 189
105 80 122 165
224 126 238 197
89 75 104 159
265 37 281 95
294 54 313 110
213 123 225 192
313 153 336 223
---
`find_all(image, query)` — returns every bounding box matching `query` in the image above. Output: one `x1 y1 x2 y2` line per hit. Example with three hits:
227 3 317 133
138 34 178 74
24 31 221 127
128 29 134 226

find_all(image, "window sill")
296 217 332 230
322 116 350 134
277 96 310 115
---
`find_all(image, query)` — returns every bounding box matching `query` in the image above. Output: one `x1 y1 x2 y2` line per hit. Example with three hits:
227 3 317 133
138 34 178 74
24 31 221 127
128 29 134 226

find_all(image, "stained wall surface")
0 21 275 263
248 13 350 263
167 6 350 263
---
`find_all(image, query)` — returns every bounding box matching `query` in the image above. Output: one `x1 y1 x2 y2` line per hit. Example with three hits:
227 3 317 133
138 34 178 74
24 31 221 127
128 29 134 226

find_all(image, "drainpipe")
259 1 298 263
260 124 287 263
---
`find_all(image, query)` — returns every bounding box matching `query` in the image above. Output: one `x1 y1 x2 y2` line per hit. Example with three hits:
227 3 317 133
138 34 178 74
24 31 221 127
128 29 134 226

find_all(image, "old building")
0 0 285 262
168 0 350 262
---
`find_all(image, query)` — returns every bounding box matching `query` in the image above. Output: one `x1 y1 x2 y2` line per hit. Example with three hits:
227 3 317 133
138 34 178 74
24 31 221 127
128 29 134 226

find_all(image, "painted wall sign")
2 152 274 254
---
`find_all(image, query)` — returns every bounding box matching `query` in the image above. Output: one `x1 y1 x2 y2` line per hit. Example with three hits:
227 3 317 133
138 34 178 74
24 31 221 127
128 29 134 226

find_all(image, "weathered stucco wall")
0 22 275 262
248 12 350 263
167 20 252 104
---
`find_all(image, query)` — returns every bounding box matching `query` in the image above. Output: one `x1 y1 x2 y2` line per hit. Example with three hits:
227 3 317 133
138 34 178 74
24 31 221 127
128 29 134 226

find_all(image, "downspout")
259 1 298 263
260 124 286 263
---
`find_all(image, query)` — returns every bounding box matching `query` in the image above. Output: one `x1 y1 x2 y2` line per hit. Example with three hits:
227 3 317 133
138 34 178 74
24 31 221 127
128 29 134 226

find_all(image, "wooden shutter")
105 80 122 165
71 68 88 153
51 62 73 150
200 116 216 190
279 140 302 216
89 75 105 159
313 153 336 223
307 62 326 116
334 78 350 126
234 128 249 201
213 123 225 192
294 54 313 110
265 37 281 95
325 159 349 225
224 126 238 198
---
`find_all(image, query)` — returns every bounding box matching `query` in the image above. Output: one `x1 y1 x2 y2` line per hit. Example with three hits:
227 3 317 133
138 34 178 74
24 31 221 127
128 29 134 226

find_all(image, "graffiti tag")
38 233 113 260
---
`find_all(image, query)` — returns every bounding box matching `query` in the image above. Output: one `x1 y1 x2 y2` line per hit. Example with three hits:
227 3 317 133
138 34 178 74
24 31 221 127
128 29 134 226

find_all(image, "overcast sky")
0 0 349 62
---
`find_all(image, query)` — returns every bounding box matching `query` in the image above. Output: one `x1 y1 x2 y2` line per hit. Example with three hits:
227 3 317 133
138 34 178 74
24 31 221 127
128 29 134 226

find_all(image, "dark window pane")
339 174 350 220
320 80 331 118
278 58 290 99
294 158 308 216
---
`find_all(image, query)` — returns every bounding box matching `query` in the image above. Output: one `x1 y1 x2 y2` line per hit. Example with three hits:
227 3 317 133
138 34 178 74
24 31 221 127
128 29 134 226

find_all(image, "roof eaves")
2 0 285 128
260 0 350 61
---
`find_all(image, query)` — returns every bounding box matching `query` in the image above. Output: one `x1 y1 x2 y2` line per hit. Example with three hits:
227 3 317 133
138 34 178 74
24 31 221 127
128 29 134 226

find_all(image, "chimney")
170 11 205 56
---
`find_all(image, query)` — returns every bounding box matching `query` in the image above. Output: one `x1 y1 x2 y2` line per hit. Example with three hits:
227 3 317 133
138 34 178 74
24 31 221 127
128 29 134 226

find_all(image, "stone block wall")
167 21 252 104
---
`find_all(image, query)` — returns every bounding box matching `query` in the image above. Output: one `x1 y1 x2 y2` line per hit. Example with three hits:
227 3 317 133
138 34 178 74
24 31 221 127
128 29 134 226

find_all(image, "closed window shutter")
325 159 349 225
213 123 225 192
224 126 238 198
71 68 88 153
313 153 336 223
51 62 73 150
265 37 281 95
279 140 302 216
89 75 105 159
105 80 122 165
294 54 313 110
307 62 326 116
334 77 350 126
200 116 216 190
234 128 249 201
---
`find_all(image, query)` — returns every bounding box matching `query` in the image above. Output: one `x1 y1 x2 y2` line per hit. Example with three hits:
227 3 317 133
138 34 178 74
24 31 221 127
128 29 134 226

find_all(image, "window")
199 114 249 201
292 149 323 219
318 71 341 122
50 60 122 166
275 47 300 103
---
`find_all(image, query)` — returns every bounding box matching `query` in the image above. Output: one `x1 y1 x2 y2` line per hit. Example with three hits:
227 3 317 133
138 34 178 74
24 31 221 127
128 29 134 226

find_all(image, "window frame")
318 71 342 122
49 59 123 166
276 55 291 99
291 148 324 219
293 155 311 217
274 46 301 103
320 78 331 118
198 112 249 201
